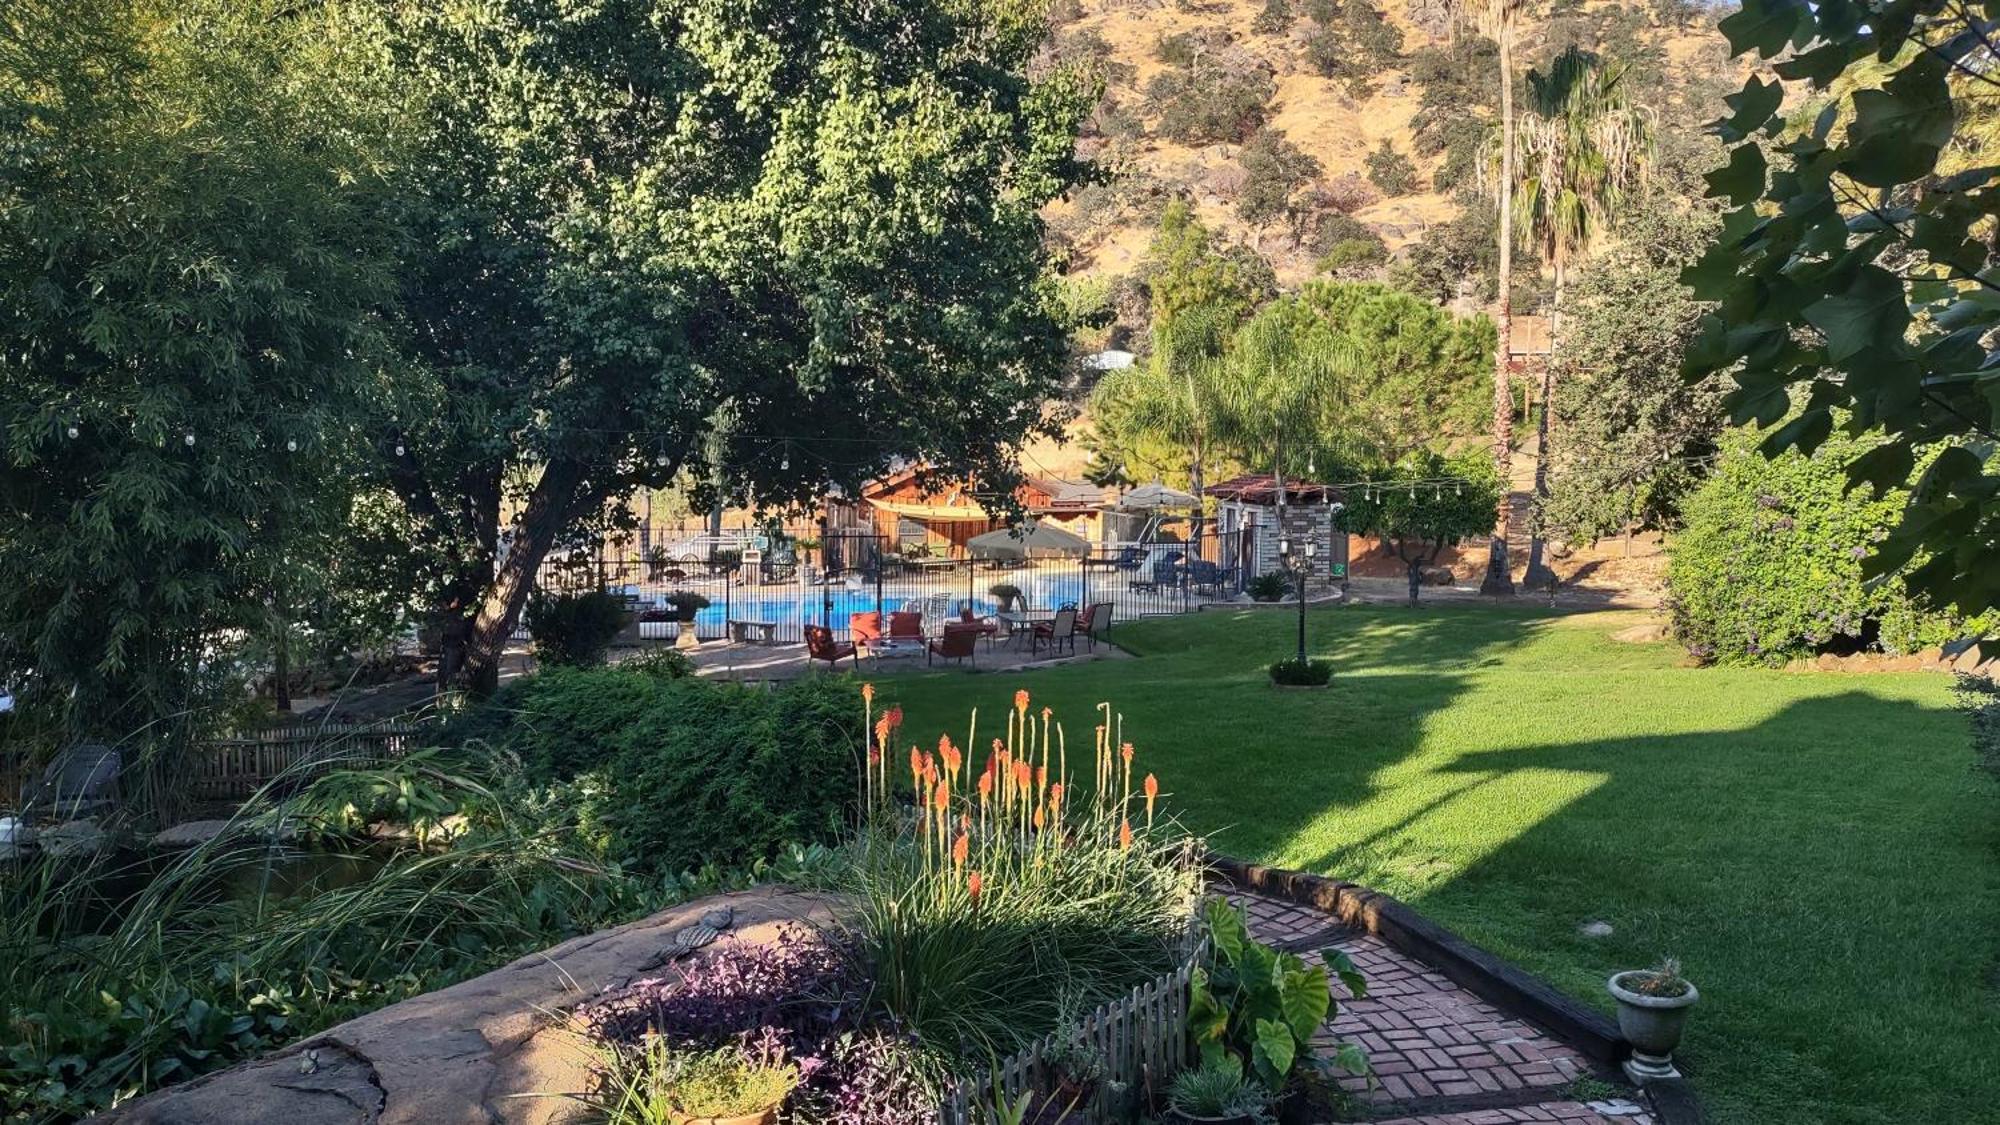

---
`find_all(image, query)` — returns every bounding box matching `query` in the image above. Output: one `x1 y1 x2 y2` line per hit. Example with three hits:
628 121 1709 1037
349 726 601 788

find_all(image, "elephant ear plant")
1188 898 1368 1094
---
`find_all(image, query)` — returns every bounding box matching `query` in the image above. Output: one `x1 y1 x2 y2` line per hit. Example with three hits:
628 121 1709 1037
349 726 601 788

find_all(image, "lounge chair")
1130 551 1185 593
1031 607 1079 656
927 624 981 666
804 625 857 669
1187 559 1231 597
1082 545 1145 571
956 602 1001 647
1080 602 1112 650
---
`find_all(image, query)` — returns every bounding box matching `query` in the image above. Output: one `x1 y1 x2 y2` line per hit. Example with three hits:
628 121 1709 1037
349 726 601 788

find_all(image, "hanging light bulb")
65 425 79 439
395 443 406 457
286 439 298 453
183 432 196 447
780 447 791 471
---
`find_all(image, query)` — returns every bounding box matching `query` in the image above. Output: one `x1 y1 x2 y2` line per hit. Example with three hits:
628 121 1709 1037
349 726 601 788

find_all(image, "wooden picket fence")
939 934 1208 1124
187 721 424 801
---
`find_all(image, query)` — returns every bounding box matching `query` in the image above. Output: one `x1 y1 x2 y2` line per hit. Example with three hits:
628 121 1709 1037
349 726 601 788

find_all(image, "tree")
1094 205 1274 549
1365 140 1421 195
356 0 1098 692
1540 195 1724 544
1507 46 1654 587
1450 0 1529 596
0 0 400 744
1684 0 2000 624
1238 129 1324 225
1336 453 1503 604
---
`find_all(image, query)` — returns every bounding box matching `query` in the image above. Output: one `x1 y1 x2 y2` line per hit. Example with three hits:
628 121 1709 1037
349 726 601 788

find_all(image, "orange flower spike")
978 770 993 802
861 682 875 706
968 870 983 903
1119 819 1134 851
1144 772 1159 826
1033 805 1045 831
942 743 963 778
1121 742 1135 767
952 830 969 868
933 779 949 811
1014 689 1030 714
1048 782 1064 813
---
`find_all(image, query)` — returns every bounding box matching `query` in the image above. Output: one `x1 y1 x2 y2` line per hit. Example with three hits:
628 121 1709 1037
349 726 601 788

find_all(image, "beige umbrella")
966 522 1091 559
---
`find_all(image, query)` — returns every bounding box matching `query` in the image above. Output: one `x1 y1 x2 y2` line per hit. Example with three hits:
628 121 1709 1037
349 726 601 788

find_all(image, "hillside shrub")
1147 71 1273 144
1666 433 1985 665
1365 139 1419 195
524 589 628 667
1236 129 1322 223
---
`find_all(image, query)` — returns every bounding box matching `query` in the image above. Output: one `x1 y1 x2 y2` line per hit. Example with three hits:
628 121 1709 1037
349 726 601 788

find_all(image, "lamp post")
1278 535 1316 666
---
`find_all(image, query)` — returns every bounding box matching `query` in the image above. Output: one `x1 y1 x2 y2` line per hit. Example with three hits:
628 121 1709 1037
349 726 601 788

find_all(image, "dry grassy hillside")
1041 0 1735 294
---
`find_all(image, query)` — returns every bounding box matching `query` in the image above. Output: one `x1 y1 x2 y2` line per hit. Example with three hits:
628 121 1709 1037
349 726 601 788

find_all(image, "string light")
65 425 78 439
183 432 195 447
395 443 406 456
285 439 298 453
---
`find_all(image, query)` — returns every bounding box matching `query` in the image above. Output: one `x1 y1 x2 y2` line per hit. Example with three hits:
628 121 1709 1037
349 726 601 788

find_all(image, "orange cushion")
889 611 923 637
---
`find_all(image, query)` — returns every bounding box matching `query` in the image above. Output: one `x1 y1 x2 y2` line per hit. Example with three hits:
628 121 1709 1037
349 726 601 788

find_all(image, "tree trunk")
1407 560 1422 607
272 616 291 713
1481 21 1517 597
461 461 591 695
1188 436 1206 559
1525 267 1564 591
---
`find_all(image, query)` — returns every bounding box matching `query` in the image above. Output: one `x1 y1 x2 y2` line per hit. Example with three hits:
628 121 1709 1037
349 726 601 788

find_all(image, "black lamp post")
1278 534 1316 665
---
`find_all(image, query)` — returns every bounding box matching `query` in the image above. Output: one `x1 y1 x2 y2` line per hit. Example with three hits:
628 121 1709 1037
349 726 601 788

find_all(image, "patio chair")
20 742 122 820
957 601 1001 647
1031 607 1079 656
1080 602 1112 650
927 624 981 666
849 611 883 647
887 611 924 643
804 625 857 669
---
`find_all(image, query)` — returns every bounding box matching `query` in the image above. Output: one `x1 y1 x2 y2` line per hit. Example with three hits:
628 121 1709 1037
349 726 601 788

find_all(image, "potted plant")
1268 658 1333 690
1164 1063 1268 1125
1032 1036 1106 1122
665 591 711 623
989 583 1023 612
1607 958 1698 1083
1246 573 1291 603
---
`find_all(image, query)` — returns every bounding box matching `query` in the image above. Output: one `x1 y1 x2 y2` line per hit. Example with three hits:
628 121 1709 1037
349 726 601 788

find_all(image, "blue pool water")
691 574 1095 633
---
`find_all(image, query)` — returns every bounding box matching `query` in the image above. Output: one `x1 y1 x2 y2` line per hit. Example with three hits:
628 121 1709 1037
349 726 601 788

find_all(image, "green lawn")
872 604 2000 1125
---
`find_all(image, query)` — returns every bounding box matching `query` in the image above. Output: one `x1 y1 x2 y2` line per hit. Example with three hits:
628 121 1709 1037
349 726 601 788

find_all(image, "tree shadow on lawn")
1295 690 2000 1125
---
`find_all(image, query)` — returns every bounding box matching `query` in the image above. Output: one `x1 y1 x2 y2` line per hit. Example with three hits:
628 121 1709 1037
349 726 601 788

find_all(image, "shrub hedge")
1666 433 1984 665
453 667 860 872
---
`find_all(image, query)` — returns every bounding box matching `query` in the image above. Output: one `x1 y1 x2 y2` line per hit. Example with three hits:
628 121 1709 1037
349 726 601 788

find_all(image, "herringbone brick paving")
1229 891 1655 1125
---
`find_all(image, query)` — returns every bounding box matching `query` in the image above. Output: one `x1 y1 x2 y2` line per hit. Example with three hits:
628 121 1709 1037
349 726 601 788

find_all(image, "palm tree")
1452 0 1528 596
1512 47 1654 588
1092 301 1236 553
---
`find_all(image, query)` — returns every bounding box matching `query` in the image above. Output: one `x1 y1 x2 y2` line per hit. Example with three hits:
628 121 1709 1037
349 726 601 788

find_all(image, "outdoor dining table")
996 609 1054 650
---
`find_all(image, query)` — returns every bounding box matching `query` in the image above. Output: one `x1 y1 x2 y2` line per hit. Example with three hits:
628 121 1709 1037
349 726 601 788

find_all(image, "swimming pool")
617 564 1187 643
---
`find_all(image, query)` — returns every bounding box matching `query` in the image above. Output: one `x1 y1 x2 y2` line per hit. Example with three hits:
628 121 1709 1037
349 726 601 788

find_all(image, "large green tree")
358 0 1098 691
0 0 399 742
1335 452 1503 605
1540 193 1724 545
1685 0 2000 623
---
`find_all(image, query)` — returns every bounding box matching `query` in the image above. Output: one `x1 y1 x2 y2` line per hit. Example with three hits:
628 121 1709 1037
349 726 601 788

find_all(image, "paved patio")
1230 889 1656 1125
629 633 1132 683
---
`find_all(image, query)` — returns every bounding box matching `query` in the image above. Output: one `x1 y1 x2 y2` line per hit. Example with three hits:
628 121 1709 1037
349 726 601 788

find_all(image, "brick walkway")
1229 890 1655 1125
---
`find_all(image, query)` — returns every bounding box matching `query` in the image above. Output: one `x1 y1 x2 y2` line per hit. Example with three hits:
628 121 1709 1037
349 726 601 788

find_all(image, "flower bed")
559 685 1368 1123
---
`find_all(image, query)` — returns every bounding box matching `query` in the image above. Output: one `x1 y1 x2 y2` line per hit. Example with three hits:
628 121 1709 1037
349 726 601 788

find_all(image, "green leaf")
1323 948 1368 999
1252 1017 1297 1086
1281 963 1331 1041
1204 898 1251 965
1845 441 1916 496
1717 76 1783 142
1705 144 1768 206
1844 55 1953 188
1761 407 1833 457
1718 0 1807 57
1803 266 1910 363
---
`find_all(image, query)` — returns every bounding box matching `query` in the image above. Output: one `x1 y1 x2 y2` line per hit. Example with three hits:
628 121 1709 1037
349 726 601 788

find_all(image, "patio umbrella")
1120 482 1200 510
966 522 1090 559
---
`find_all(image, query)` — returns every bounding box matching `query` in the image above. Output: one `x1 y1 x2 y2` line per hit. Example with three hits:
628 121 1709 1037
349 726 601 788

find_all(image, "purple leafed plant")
574 926 937 1121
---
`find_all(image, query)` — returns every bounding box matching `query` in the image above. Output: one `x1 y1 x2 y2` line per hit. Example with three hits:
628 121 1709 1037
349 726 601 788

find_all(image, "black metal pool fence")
525 527 1252 646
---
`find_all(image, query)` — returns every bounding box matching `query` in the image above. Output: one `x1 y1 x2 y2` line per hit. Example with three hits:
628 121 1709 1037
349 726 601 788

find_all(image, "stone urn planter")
1608 966 1699 1083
